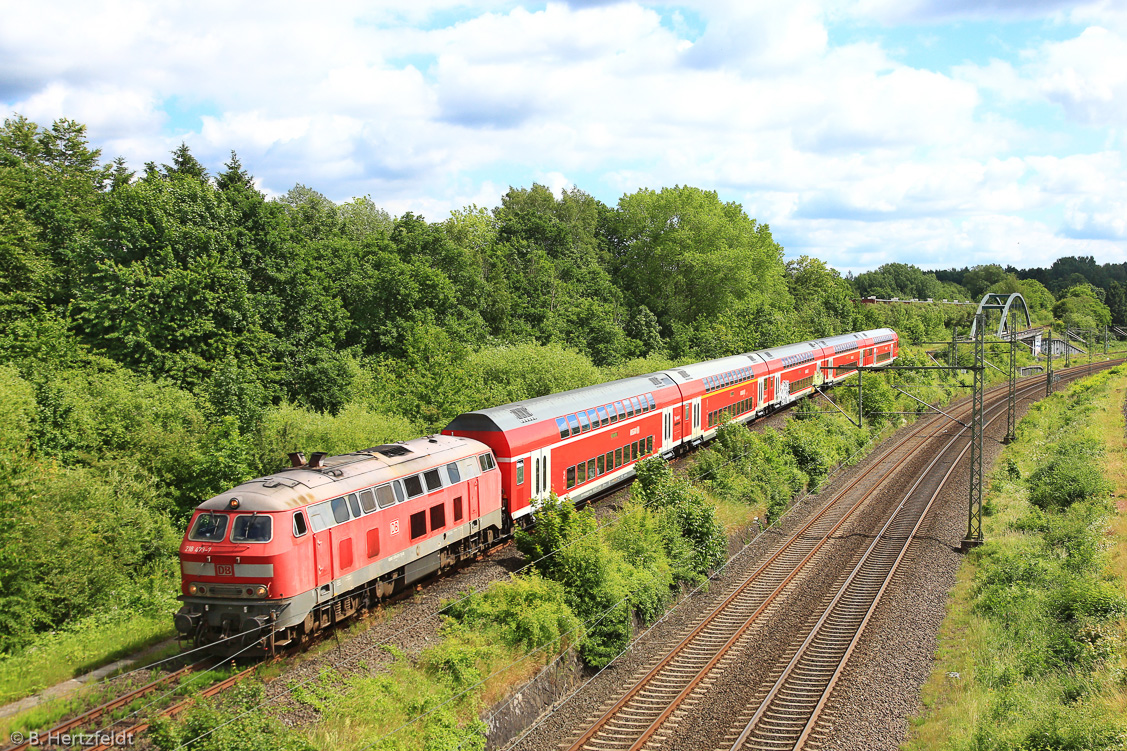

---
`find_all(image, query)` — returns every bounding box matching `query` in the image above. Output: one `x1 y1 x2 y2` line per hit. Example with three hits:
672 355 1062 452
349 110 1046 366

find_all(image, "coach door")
662 407 675 452
531 448 551 502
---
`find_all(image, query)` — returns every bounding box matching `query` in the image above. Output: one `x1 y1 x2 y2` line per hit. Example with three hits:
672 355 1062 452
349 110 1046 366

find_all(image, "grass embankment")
905 366 1127 750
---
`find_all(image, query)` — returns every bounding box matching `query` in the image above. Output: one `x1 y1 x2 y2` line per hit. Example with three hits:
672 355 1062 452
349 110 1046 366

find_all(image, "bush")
1027 440 1111 511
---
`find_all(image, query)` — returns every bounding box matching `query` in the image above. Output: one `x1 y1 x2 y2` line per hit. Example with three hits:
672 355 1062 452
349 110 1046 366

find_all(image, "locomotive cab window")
347 493 362 518
293 511 308 537
189 513 228 542
516 459 525 485
478 453 496 472
393 480 407 503
446 462 461 484
232 514 272 543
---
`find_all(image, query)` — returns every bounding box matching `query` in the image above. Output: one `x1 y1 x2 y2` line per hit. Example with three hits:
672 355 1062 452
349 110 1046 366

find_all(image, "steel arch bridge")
969 292 1032 338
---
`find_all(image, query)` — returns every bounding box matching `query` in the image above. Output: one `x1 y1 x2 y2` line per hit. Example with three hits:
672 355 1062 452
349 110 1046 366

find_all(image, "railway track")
558 363 1116 751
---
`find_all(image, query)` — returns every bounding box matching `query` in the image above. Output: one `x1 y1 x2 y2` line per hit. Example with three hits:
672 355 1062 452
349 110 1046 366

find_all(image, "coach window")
597 455 605 475
347 493 362 518
424 469 443 493
578 411 591 432
534 458 540 494
446 462 461 484
403 475 424 498
624 399 634 418
293 511 308 538
604 451 613 471
577 462 586 483
615 448 623 467
614 401 626 420
189 512 228 542
567 414 581 436
587 458 596 478
608 404 618 424
631 442 639 461
556 417 570 439
232 514 272 543
410 511 427 540
647 393 656 410
430 503 446 531
646 436 654 453
631 396 642 415
587 408 600 427
331 497 351 524
375 484 396 509
567 466 576 489
597 406 609 426
516 459 525 485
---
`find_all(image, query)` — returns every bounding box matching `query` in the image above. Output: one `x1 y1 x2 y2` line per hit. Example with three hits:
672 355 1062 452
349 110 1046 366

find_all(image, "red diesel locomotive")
175 329 897 652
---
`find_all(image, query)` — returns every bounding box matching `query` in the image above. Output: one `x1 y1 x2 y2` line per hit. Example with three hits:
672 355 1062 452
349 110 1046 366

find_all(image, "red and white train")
175 329 898 652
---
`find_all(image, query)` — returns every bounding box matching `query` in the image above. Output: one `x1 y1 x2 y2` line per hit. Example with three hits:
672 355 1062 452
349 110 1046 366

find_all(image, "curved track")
559 363 1116 751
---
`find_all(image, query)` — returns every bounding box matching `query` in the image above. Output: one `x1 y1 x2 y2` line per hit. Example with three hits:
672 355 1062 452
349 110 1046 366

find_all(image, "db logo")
216 564 234 576
389 520 400 536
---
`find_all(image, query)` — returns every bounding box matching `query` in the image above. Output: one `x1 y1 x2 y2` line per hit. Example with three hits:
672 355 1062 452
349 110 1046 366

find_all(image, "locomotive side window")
424 469 442 492
430 503 446 530
359 489 377 514
308 502 332 532
446 462 461 483
366 528 379 558
567 414 581 436
516 459 525 485
410 511 427 540
376 484 396 509
597 406 609 426
403 475 424 498
293 511 308 537
232 514 272 543
454 496 464 522
347 493 362 518
556 417 570 439
189 513 228 542
331 497 351 524
393 480 406 503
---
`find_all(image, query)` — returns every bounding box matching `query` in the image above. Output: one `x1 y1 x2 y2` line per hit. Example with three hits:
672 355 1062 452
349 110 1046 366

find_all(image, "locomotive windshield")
231 514 273 543
189 512 228 542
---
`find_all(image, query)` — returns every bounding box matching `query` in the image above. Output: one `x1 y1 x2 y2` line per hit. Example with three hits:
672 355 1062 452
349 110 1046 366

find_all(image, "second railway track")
539 362 1116 751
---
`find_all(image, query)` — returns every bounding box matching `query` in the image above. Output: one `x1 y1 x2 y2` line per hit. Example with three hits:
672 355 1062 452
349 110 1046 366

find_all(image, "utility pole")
1006 309 1017 443
1065 326 1071 369
1046 325 1054 396
963 313 985 550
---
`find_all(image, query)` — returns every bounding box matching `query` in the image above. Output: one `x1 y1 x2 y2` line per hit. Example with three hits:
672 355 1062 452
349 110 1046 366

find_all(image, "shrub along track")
510 361 1118 751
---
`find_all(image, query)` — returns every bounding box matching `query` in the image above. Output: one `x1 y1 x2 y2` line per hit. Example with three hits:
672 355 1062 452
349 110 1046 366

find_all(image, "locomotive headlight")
255 585 268 598
188 583 199 595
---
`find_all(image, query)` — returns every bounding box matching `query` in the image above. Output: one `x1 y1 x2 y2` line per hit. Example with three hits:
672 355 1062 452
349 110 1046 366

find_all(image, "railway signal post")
1046 325 1054 396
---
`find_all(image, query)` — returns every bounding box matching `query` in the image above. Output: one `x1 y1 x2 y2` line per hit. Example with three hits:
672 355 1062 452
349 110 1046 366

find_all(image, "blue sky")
2 0 1125 274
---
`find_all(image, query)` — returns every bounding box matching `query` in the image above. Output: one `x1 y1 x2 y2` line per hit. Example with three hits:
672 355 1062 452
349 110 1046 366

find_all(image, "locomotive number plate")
216 564 234 576
390 519 400 536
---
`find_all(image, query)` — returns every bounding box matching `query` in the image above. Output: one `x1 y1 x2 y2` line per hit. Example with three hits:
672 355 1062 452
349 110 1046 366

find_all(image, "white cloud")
2 0 1126 269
